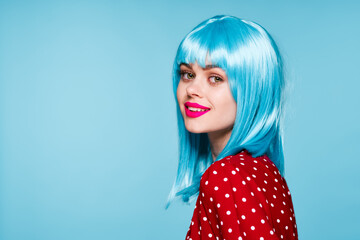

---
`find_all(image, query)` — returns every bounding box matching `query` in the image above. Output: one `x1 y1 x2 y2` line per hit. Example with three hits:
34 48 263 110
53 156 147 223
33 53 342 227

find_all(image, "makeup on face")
184 101 211 118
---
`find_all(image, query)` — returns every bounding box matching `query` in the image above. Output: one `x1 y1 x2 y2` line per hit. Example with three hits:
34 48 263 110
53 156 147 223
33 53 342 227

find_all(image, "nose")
186 78 203 98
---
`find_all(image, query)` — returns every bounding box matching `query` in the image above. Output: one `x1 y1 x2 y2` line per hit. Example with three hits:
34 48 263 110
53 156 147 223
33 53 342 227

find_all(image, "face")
176 62 237 135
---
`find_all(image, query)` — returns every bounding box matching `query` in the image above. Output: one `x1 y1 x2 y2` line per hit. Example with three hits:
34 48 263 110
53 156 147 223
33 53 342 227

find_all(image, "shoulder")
199 150 287 198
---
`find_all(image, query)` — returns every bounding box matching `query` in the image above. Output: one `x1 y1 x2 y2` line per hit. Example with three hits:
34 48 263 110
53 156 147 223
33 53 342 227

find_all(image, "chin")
184 124 206 134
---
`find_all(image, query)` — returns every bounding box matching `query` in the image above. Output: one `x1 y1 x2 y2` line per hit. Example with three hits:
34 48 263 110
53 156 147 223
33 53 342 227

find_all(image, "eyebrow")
180 63 221 70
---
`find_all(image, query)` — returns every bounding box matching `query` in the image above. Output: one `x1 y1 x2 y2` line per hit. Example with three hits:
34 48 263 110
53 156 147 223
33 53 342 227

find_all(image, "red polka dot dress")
185 150 298 240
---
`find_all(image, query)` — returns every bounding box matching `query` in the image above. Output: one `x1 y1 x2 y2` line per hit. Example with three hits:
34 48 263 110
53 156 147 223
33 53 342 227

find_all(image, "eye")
209 75 223 85
180 71 195 80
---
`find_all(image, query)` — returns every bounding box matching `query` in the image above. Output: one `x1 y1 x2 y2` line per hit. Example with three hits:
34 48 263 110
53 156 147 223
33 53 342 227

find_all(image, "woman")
166 15 298 240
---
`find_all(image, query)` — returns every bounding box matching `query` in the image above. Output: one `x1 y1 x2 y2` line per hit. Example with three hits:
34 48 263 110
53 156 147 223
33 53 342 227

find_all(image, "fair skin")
176 62 237 161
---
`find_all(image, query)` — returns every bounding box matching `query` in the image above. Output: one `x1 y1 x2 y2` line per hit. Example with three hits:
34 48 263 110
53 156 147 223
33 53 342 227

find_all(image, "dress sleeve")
198 160 280 240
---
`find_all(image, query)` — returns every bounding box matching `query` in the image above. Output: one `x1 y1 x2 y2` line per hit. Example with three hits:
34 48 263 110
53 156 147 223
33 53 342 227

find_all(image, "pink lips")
184 102 210 118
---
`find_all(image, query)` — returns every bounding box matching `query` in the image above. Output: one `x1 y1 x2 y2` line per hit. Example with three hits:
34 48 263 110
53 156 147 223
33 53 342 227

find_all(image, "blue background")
1 0 359 239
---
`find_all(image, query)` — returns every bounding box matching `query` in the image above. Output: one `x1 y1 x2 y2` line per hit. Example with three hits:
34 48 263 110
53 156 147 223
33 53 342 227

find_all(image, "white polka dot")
224 177 228 182
242 181 246 185
246 177 251 181
260 237 264 240
290 216 293 221
240 163 245 166
241 215 246 220
271 203 274 207
261 219 265 224
274 187 277 191
273 195 277 199
281 210 284 214
252 174 256 178
242 197 246 202
203 217 207 221
225 193 230 198
216 224 219 229
283 201 286 205
275 178 278 182
251 208 256 213
243 232 247 236
202 193 204 197
270 230 274 235
232 170 236 175
226 210 231 215
238 237 242 240
235 204 237 208
264 180 268 184
251 226 255 230
236 167 240 171
277 219 280 223
251 192 254 196
281 235 284 239
221 163 225 166
257 187 261 191
233 187 237 192
214 186 219 191
213 170 217 174
210 197 213 202
220 221 223 225
285 226 288 230
200 201 202 204
208 233 212 237
205 181 208 185
262 188 266 192
217 203 220 208
228 228 232 233
265 173 268 177
259 203 263 208
254 160 258 163
237 220 240 224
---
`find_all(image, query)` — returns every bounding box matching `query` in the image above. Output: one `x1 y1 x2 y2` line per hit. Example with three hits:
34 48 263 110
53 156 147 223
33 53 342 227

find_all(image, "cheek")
214 91 237 119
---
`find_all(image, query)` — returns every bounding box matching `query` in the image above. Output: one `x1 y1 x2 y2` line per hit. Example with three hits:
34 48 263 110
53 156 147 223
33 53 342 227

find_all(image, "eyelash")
179 70 223 85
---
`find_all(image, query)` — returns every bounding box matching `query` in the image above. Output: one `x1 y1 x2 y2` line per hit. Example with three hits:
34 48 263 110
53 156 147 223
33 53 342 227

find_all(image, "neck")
207 126 233 162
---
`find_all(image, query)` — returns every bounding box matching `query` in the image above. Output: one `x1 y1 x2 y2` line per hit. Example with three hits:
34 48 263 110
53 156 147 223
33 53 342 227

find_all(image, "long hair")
166 15 286 208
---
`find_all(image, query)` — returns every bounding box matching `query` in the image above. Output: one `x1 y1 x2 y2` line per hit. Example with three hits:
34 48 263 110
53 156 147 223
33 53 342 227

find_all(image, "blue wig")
166 15 286 208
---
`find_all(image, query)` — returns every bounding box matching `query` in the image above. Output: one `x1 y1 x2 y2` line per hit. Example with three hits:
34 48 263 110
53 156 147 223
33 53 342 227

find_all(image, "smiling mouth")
184 102 211 118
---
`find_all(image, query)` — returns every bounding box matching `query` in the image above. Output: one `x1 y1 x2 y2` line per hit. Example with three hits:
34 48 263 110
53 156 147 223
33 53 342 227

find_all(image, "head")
166 15 285 207
176 61 237 137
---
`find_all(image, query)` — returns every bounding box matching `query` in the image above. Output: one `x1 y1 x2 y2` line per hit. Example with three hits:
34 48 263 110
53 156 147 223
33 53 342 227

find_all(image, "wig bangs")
174 21 237 81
